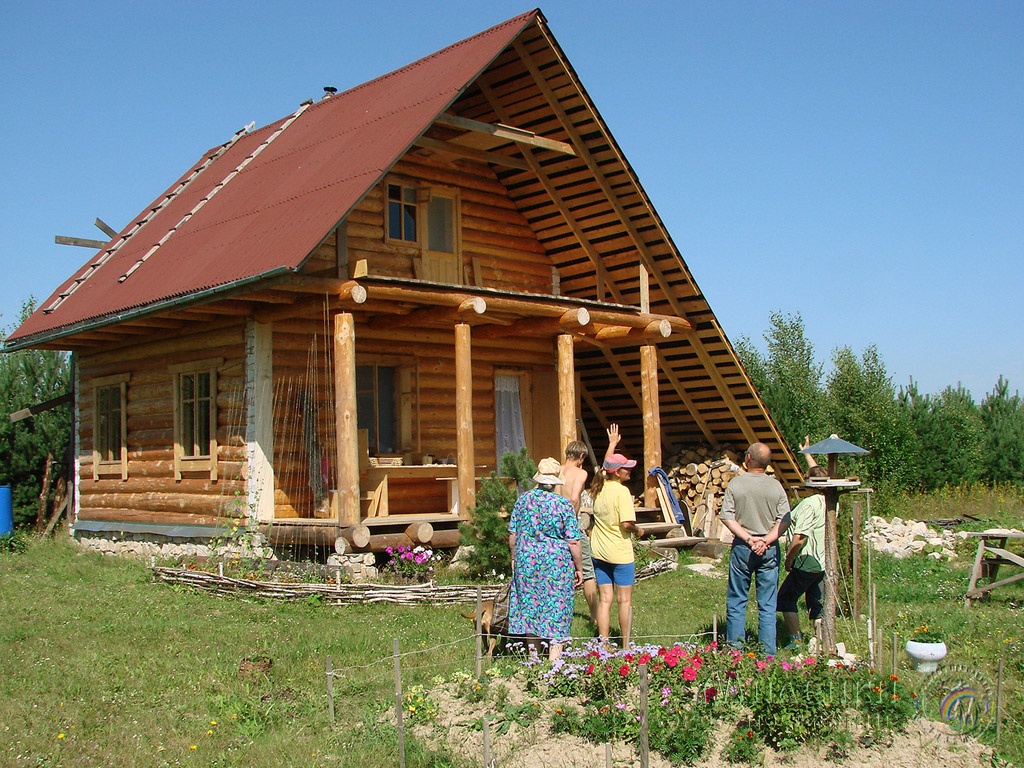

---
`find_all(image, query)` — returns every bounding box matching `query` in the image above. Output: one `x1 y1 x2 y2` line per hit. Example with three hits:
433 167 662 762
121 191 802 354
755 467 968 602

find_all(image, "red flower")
703 686 717 703
585 664 595 675
682 666 697 682
619 664 630 677
638 652 651 665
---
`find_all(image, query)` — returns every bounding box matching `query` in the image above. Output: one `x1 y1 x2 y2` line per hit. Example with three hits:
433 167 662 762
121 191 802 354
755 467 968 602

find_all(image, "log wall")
76 320 249 526
269 317 561 519
304 154 553 293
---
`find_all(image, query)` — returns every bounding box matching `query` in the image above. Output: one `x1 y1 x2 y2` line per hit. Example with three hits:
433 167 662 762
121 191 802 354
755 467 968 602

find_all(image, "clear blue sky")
2 1 1021 401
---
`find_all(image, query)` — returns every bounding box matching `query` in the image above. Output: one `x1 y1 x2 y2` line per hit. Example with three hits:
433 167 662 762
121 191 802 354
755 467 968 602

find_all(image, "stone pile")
863 516 959 560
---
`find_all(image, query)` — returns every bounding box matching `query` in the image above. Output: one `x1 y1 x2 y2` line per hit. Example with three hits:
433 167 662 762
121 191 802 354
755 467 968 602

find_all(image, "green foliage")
854 672 915 735
825 345 918 490
980 376 1024 484
744 658 841 748
457 449 535 578
0 300 71 528
899 381 986 490
735 311 827 450
0 530 30 553
647 703 715 764
721 726 764 765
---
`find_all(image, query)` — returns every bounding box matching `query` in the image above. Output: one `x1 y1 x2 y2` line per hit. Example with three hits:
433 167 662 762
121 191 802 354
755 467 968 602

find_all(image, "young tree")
735 311 827 451
0 300 72 528
826 345 917 491
900 381 985 489
980 376 1024 485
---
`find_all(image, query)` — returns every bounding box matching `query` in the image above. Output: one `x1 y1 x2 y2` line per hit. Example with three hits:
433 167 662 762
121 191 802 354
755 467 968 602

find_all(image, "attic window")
387 184 418 243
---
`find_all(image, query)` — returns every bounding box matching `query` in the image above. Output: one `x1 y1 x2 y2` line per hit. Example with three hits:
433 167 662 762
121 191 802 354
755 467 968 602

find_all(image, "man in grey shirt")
720 442 790 655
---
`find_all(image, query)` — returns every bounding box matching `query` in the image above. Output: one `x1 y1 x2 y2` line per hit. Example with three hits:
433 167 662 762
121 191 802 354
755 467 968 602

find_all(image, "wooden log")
455 323 476 514
641 344 661 508
404 522 434 544
338 524 371 549
427 528 462 549
334 313 360 526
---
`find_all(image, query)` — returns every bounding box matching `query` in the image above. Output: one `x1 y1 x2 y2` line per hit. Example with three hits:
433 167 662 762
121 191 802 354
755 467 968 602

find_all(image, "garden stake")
326 655 335 721
605 741 612 768
892 632 897 676
475 588 482 678
996 657 1004 742
712 612 717 644
393 638 406 768
639 663 649 768
482 715 491 767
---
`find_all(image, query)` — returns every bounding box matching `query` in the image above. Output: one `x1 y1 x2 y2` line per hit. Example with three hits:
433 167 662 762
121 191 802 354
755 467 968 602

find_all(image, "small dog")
461 584 510 658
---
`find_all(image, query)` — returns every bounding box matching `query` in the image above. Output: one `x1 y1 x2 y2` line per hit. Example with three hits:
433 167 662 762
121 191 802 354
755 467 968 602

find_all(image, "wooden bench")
964 531 1024 606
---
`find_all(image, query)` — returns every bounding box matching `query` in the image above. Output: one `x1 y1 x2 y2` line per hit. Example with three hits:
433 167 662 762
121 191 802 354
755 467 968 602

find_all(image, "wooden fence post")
326 656 335 721
639 663 649 768
475 588 482 678
393 638 406 768
996 657 1004 742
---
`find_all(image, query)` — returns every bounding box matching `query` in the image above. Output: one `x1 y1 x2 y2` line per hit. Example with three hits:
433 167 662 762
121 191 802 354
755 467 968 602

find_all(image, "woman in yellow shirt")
590 451 645 649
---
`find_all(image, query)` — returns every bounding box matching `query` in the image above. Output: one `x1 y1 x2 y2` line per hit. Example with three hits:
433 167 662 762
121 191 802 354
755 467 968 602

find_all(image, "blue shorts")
593 558 635 587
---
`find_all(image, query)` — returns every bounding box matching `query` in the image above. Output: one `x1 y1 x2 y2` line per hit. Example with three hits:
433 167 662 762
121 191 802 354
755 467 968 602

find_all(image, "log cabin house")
5 9 801 556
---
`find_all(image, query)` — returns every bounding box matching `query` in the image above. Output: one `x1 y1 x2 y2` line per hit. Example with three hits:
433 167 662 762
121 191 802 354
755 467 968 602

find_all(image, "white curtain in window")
495 374 527 461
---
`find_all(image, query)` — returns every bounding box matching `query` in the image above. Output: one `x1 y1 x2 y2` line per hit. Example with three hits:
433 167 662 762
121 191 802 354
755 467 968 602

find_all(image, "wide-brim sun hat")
533 456 563 485
603 453 637 470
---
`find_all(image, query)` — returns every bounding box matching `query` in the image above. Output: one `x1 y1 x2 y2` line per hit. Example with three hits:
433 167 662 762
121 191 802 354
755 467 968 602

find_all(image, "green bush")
457 449 534 578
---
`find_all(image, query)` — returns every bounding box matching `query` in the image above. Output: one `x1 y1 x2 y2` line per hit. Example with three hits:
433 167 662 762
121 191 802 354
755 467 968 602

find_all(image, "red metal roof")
8 10 540 347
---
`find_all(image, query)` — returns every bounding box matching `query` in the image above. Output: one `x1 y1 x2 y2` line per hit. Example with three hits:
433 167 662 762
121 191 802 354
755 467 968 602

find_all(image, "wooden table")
964 531 1024 606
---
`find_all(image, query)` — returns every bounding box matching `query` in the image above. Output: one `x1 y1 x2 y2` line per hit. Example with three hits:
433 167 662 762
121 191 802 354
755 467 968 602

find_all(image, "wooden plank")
435 112 576 156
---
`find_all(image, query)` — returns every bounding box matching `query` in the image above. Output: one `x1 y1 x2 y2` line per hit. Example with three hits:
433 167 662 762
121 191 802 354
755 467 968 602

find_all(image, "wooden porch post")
455 322 476 514
557 334 576 453
333 312 360 526
640 343 662 508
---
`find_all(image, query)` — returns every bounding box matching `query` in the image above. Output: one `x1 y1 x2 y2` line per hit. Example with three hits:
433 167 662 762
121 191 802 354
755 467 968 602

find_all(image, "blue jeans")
726 540 780 655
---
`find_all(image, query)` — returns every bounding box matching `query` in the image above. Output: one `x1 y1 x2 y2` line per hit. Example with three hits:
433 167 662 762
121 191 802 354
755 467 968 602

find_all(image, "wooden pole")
821 487 840 655
851 500 862 617
475 588 483 678
393 638 406 768
454 322 476 515
640 344 661 508
996 657 1004 742
712 613 718 645
557 333 577 453
482 716 491 767
639 663 650 768
334 313 360 526
892 632 898 676
326 656 335 721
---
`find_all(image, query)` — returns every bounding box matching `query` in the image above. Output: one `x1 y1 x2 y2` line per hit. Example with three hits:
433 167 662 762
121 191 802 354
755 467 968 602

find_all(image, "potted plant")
905 624 946 672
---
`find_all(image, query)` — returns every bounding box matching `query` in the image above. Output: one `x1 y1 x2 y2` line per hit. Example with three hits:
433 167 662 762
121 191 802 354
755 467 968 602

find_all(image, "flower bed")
410 642 919 766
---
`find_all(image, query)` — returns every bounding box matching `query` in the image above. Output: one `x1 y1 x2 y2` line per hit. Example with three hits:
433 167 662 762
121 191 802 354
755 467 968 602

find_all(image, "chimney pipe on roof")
323 86 338 100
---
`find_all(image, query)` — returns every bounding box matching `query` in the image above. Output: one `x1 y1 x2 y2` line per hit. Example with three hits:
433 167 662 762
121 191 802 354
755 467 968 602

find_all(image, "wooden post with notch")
455 323 476 515
557 334 576 453
333 313 360 526
640 344 661 508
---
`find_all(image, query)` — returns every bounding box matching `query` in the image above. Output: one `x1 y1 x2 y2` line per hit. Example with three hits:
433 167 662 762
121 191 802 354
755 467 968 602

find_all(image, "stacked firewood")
662 445 743 539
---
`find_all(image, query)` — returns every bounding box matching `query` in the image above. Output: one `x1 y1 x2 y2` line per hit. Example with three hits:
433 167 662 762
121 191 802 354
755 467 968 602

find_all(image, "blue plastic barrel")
0 485 12 536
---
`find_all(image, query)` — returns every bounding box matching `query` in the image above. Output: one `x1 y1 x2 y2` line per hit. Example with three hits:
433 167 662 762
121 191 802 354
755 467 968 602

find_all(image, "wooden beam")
55 235 106 249
94 218 118 239
591 320 670 343
436 113 576 156
454 323 476 514
368 297 486 331
641 344 662 507
413 136 530 171
557 334 576 453
334 313 360 526
473 307 589 340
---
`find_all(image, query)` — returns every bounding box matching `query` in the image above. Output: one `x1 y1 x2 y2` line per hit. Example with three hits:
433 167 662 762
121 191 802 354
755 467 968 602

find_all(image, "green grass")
2 488 1023 767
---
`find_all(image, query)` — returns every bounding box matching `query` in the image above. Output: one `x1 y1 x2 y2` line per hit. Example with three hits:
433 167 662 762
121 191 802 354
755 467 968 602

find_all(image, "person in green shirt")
778 438 829 650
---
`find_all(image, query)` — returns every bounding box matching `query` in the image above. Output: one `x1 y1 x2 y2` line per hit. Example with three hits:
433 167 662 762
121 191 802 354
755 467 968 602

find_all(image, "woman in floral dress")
508 457 585 660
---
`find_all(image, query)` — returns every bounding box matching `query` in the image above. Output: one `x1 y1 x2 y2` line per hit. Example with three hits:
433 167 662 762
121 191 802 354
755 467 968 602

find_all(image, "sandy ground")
409 678 994 768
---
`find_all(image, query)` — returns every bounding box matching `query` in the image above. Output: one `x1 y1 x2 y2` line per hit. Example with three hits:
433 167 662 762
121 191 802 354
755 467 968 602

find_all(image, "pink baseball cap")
603 453 637 470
